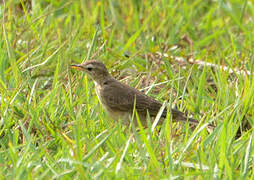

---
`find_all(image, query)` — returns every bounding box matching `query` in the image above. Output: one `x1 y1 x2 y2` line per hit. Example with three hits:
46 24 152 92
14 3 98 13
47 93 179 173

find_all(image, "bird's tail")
164 109 215 129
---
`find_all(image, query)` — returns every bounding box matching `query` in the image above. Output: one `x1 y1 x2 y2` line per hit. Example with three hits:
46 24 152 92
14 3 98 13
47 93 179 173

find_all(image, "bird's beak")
71 64 84 71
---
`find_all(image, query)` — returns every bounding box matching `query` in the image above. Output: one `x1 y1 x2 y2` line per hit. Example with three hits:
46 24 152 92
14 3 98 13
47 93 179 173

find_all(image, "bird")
71 60 201 127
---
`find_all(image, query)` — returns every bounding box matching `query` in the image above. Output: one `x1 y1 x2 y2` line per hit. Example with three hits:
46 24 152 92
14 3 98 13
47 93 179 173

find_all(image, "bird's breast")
94 82 131 124
94 83 112 112
94 82 104 105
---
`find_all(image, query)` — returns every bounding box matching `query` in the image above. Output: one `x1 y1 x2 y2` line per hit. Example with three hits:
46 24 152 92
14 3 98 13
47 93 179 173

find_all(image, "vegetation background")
0 0 253 179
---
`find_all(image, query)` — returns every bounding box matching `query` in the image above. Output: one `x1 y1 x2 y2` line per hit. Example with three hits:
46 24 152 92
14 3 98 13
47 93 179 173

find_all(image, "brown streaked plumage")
71 60 200 126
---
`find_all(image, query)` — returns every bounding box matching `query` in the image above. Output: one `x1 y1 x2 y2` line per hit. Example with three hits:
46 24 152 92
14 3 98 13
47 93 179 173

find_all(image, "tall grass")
0 0 253 178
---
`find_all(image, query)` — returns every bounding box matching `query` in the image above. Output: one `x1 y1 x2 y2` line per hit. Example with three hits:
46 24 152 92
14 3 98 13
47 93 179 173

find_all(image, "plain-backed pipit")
71 60 200 127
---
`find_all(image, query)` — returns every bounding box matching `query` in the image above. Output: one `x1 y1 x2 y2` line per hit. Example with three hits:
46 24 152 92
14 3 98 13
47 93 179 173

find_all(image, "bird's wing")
101 80 200 125
101 80 163 116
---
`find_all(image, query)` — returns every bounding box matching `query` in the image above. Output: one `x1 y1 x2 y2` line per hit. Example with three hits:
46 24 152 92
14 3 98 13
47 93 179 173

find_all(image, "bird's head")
71 60 111 84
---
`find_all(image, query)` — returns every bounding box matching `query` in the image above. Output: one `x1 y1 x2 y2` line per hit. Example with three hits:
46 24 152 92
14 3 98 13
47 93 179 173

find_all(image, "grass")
0 0 254 179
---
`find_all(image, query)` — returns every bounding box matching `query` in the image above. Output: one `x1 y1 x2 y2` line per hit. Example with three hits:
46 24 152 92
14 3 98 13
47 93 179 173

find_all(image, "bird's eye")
87 67 92 71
